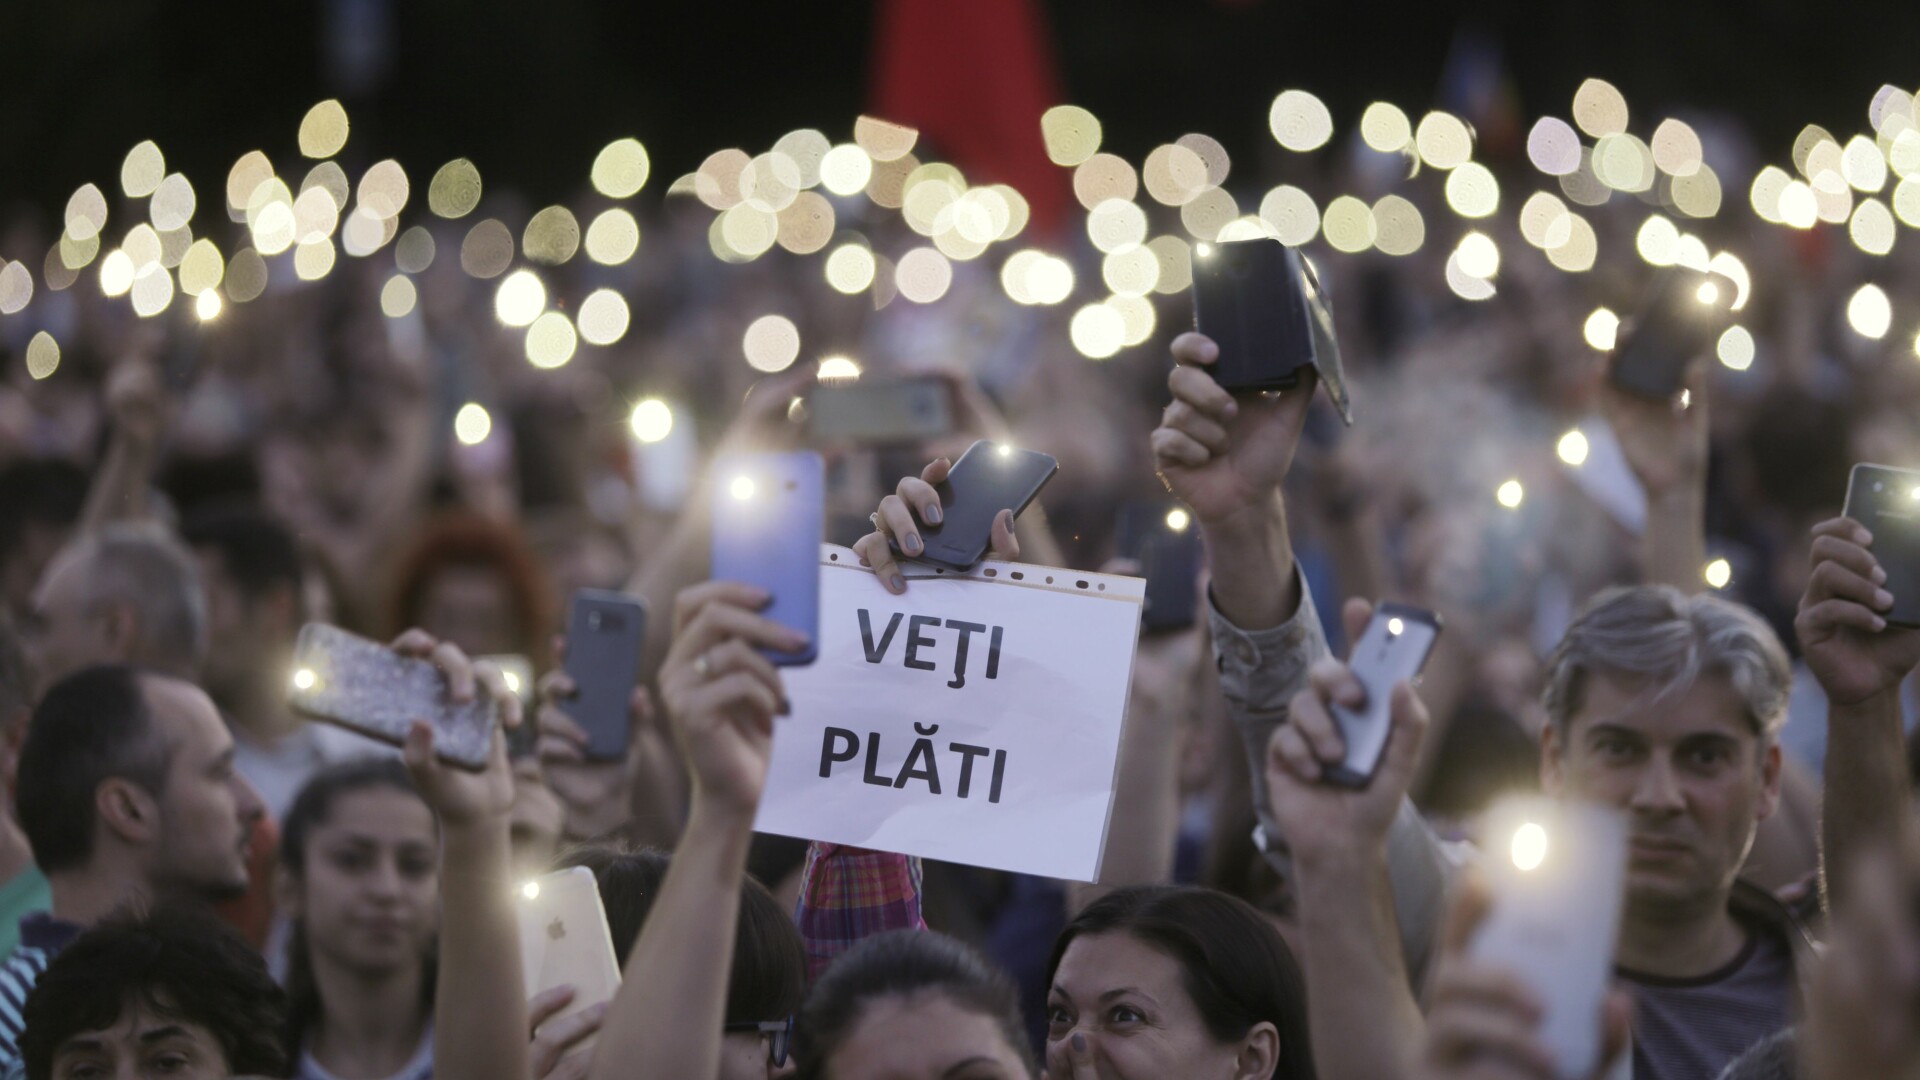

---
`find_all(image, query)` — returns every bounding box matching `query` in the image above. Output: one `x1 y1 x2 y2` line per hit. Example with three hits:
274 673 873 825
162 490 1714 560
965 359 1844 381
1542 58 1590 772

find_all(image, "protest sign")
753 546 1144 881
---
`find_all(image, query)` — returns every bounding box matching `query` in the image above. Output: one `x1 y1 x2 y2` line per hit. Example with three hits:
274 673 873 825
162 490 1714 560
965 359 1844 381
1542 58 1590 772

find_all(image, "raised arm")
78 359 165 532
396 631 530 1080
1793 515 1920 909
589 581 805 1080
1601 362 1709 593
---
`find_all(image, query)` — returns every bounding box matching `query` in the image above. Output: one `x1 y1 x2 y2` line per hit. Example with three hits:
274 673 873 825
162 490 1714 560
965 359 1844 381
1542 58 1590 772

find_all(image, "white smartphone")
1326 604 1442 787
516 866 623 1050
1469 796 1628 1080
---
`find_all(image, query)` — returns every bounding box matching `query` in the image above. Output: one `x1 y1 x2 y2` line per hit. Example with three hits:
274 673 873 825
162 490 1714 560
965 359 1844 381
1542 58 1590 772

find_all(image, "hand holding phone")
1608 268 1736 400
517 866 622 1056
711 452 824 666
1116 500 1202 633
1468 797 1629 1080
559 593 647 761
288 624 499 770
914 439 1058 571
1325 604 1442 788
1843 464 1920 629
1191 238 1350 422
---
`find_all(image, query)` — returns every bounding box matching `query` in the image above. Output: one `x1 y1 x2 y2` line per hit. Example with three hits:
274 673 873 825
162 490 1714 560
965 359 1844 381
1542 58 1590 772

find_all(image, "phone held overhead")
1325 604 1442 787
560 591 647 761
1608 266 1738 399
1844 462 1920 628
1116 499 1201 633
287 624 498 770
711 451 825 666
912 439 1058 572
1190 237 1353 424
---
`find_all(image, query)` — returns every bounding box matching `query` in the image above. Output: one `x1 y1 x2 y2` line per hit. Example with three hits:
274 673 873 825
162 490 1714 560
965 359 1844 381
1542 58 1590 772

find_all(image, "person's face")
417 565 517 658
826 992 1031 1080
718 1030 797 1080
1046 933 1276 1080
144 678 263 900
26 551 115 695
1543 672 1783 918
47 997 230 1080
287 787 438 978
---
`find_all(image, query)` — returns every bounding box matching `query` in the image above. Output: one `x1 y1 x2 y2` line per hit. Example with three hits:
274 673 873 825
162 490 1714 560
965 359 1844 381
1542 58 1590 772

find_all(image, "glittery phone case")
288 623 497 770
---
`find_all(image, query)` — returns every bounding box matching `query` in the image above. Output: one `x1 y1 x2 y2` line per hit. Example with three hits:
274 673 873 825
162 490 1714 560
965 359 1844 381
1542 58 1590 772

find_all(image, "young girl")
279 758 440 1080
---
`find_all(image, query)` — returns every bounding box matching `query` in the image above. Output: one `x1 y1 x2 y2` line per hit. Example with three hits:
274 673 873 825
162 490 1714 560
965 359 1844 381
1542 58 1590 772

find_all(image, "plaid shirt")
794 843 925 982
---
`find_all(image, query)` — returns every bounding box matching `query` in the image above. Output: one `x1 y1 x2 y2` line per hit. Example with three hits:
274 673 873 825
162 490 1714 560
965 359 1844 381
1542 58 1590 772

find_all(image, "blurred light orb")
454 404 492 446
1143 144 1210 207
1557 429 1590 466
195 289 222 321
578 289 631 346
1025 253 1075 305
1258 185 1320 247
819 144 873 196
1456 232 1500 279
1444 253 1495 300
428 159 484 218
591 138 651 198
121 140 165 198
65 184 109 242
1717 325 1755 370
298 100 350 158
0 262 31 314
1572 78 1629 137
1041 105 1102 166
1527 117 1582 176
743 314 801 372
630 399 673 443
1778 181 1818 229
1848 284 1892 339
494 270 547 326
150 174 196 232
525 312 578 369
1322 196 1376 253
895 247 953 304
1371 195 1425 256
817 356 862 380
854 116 918 162
524 207 581 265
1851 198 1896 255
293 238 336 281
1445 163 1500 217
825 244 877 294
1704 558 1732 589
1584 307 1620 350
1416 112 1473 170
1650 119 1704 177
100 250 136 297
585 209 640 265
1496 480 1525 509
178 239 224 295
25 332 60 380
1069 302 1126 359
1360 102 1412 153
380 275 417 318
1269 90 1333 151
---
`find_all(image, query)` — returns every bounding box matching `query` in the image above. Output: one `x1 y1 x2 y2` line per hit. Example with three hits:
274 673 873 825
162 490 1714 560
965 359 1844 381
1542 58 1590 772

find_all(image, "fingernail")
785 630 810 649
1874 564 1889 585
1876 616 1888 631
778 698 792 717
1071 1032 1087 1054
925 503 942 524
1877 589 1895 610
1858 528 1875 546
1338 686 1365 707
1224 399 1239 418
904 533 923 555
890 574 906 593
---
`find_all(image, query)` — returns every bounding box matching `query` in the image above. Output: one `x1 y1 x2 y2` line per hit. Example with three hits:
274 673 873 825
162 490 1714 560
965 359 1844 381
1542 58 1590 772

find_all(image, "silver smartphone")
287 623 497 770
1325 604 1442 787
1470 797 1628 1080
517 866 623 1053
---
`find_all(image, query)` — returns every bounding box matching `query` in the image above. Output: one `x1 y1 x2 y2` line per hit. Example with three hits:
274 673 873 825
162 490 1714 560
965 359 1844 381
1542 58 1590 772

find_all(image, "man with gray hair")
19 522 207 695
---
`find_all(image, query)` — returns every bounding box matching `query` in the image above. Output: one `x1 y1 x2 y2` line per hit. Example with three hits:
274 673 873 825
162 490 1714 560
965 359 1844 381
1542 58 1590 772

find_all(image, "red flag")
871 0 1074 239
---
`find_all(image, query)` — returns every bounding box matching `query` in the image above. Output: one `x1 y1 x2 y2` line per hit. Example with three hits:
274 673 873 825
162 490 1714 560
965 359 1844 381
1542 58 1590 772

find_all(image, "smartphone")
711 451 824 666
516 866 623 1054
1844 463 1920 628
1116 501 1202 633
1609 268 1736 399
288 624 497 770
1325 604 1442 787
1470 797 1628 1080
915 440 1058 571
810 378 954 444
1192 238 1339 394
480 654 536 758
560 593 646 760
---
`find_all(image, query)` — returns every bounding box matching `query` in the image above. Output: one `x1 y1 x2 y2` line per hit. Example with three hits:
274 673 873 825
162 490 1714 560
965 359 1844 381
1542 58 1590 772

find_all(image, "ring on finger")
692 651 715 681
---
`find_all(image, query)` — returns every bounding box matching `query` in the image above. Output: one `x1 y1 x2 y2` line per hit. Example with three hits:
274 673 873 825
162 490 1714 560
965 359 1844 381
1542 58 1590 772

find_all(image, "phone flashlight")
291 668 317 691
1696 281 1721 305
1195 243 1214 258
1165 508 1191 533
1511 821 1549 872
729 476 756 501
521 881 541 900
1386 617 1404 637
996 444 1014 458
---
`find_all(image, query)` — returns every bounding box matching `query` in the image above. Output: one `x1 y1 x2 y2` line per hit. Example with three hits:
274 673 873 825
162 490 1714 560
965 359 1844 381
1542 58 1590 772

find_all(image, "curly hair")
20 903 288 1080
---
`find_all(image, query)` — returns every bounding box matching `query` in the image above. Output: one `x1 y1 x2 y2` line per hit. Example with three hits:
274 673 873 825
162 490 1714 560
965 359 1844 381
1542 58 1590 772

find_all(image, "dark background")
0 0 1909 214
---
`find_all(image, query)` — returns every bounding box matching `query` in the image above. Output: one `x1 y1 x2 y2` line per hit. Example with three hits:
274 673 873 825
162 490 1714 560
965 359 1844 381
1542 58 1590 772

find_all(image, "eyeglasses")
724 1017 793 1068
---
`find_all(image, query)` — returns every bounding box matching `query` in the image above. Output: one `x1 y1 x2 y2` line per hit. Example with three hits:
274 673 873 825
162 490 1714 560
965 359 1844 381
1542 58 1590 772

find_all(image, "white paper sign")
753 546 1144 881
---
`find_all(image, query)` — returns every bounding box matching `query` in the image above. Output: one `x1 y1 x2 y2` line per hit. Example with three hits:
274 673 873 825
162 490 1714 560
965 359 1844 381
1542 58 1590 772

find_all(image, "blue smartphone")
561 592 646 761
711 452 823 666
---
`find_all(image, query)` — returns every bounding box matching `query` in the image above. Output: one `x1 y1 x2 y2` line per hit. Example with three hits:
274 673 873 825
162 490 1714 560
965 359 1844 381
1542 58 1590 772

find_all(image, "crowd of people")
3 93 1920 1080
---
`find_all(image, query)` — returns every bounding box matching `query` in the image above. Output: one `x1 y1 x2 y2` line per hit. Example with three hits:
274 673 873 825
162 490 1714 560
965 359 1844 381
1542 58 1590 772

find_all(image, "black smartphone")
288 624 497 770
1192 238 1339 394
478 654 537 758
711 451 824 666
1609 268 1736 399
916 440 1058 571
561 592 647 760
1116 500 1202 633
1844 463 1920 629
809 378 955 444
1326 604 1443 788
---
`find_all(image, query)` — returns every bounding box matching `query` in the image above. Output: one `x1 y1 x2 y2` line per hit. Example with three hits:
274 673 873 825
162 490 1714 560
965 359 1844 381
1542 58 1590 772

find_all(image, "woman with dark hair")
529 844 807 1080
278 758 439 1080
793 930 1035 1080
1043 885 1315 1080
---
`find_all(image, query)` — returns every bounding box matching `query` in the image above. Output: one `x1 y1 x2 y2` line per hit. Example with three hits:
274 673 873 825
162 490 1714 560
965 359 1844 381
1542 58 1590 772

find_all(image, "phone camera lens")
587 611 603 631
1876 481 1886 493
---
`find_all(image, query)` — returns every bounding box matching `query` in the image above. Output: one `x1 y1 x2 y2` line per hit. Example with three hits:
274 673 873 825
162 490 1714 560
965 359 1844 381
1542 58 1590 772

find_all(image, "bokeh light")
743 314 801 372
121 140 164 198
494 269 546 326
585 209 640 265
578 289 631 346
826 243 877 293
1848 283 1892 339
817 356 862 380
1704 558 1732 589
1042 105 1102 166
1717 325 1755 370
819 144 873 196
25 332 59 380
1572 78 1629 137
592 138 651 198
1557 429 1590 466
1360 102 1412 153
1584 307 1620 350
1415 112 1473 169
1445 163 1500 217
525 312 578 369
1527 117 1582 175
195 289 222 321
461 219 516 278
1650 119 1703 176
380 275 417 318
1322 196 1376 253
1268 90 1333 151
1069 302 1126 359
854 116 918 162
428 159 483 218
455 403 492 445
298 100 350 158
895 247 953 303
1496 480 1525 508
630 399 673 443
1371 195 1425 255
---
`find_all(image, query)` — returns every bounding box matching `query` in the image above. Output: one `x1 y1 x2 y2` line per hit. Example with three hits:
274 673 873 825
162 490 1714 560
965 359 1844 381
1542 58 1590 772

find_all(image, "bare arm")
1603 365 1709 593
78 361 164 532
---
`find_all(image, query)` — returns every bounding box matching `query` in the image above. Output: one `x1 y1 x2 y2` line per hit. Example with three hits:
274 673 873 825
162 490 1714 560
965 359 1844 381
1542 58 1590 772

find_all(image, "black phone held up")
1608 268 1736 399
918 440 1058 571
561 591 647 761
1325 603 1443 788
1116 500 1201 633
287 624 496 770
1192 238 1340 395
1844 463 1920 629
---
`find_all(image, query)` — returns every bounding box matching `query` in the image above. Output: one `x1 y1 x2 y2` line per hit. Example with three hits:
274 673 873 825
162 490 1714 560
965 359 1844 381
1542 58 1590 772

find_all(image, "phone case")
919 440 1059 571
810 379 954 444
711 452 824 665
287 624 496 770
1117 501 1201 633
1609 268 1733 400
1844 463 1920 628
1470 797 1627 1080
561 594 646 760
516 866 623 1052
1326 603 1442 787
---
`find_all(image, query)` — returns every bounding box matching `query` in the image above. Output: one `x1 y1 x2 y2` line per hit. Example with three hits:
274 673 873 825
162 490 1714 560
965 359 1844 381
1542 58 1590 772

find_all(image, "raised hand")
1601 360 1709 502
391 629 522 829
535 647 675 842
850 457 1019 595
1151 332 1316 526
658 581 806 820
528 985 605 1080
1795 516 1920 706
